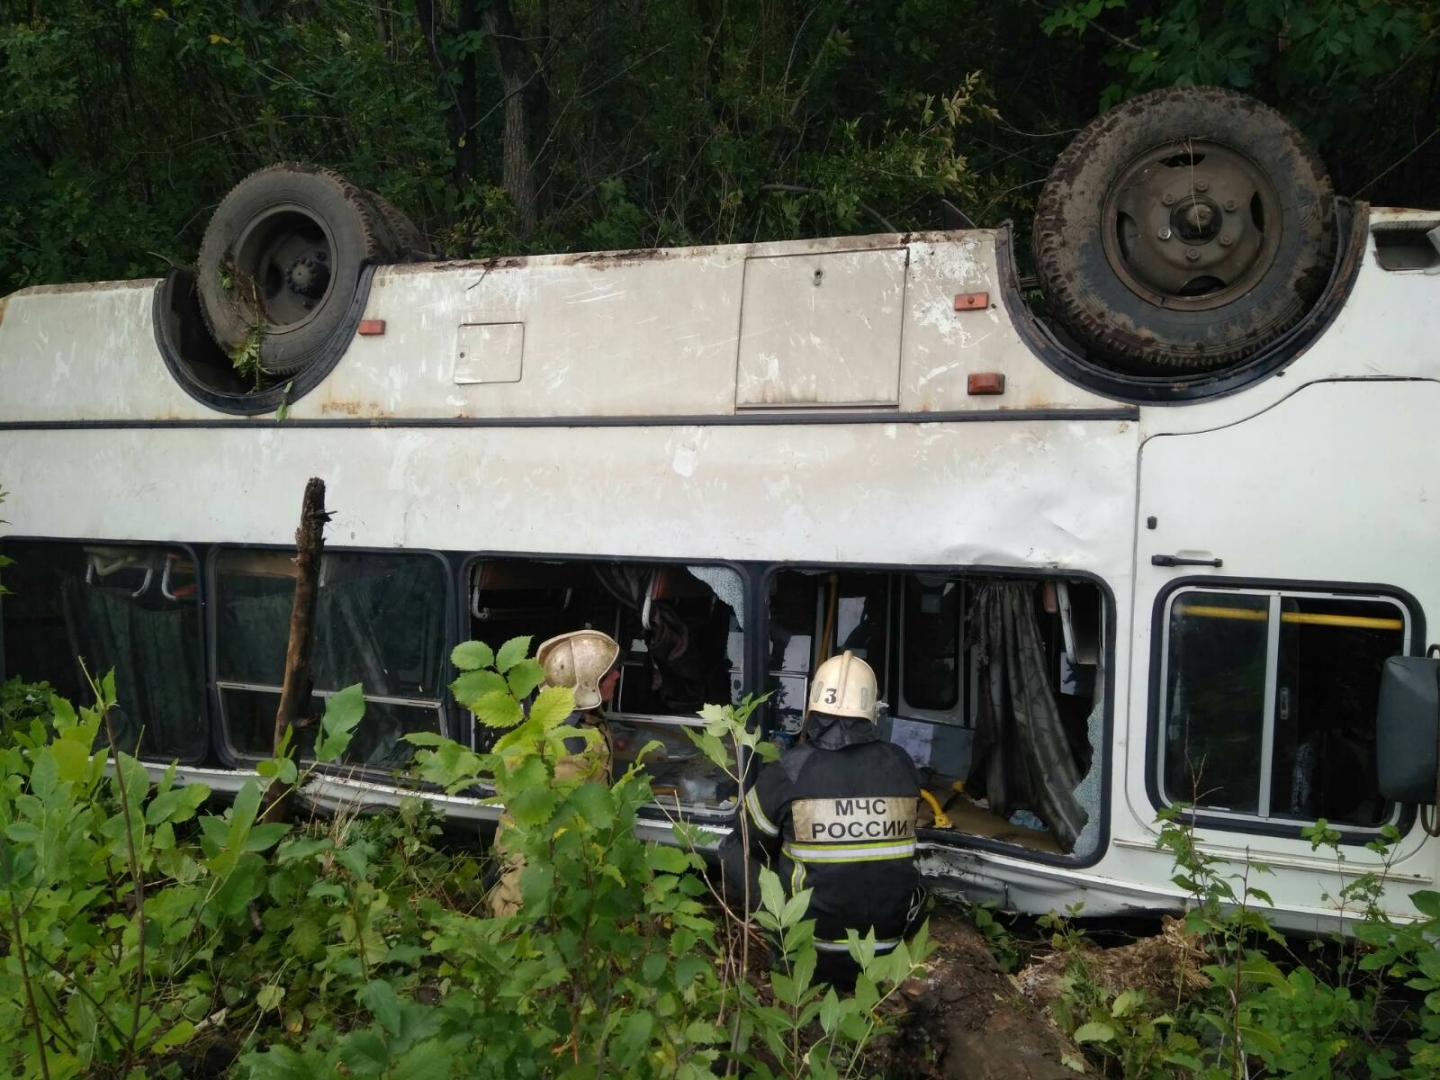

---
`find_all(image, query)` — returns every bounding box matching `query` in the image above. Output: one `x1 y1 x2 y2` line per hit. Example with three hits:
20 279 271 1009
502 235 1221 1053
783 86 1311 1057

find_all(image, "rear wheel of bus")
196 164 427 378
1033 86 1337 375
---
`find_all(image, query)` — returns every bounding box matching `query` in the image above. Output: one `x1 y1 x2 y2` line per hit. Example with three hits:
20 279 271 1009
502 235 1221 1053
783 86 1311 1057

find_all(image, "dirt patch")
869 909 1084 1079
1017 915 1209 1014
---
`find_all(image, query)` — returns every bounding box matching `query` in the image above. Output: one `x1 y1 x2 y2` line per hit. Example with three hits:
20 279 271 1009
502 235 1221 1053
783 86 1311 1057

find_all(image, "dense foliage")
2 0 1437 294
0 640 929 1079
975 808 1440 1079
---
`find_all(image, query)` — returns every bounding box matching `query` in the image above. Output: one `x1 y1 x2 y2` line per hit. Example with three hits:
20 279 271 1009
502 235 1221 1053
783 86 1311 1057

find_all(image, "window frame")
761 560 1116 870
1147 575 1424 843
460 551 760 824
0 535 214 766
897 574 968 725
208 543 457 775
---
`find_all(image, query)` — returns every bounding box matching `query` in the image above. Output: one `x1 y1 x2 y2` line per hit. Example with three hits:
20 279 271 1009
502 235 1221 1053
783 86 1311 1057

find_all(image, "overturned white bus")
2 87 1439 931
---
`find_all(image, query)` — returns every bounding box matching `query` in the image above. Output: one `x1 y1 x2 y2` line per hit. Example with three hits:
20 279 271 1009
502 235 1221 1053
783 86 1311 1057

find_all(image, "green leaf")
214 853 266 917
613 1011 656 1063
315 684 366 762
568 782 616 829
48 736 91 783
392 1040 450 1080
758 867 786 919
1073 1021 1116 1044
792 947 816 992
277 837 335 863
451 640 495 671
257 984 285 1012
675 954 707 986
780 890 812 928
359 979 402 1036
337 1029 390 1076
1111 988 1142 1017
244 822 292 852
1411 890 1440 919
495 635 532 673
153 1020 197 1053
472 690 522 729
451 669 507 709
506 658 546 699
529 685 575 729
507 784 558 827
647 845 692 874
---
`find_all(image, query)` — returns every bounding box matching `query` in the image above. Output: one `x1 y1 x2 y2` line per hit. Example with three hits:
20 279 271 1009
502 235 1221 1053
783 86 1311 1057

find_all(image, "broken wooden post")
264 477 330 824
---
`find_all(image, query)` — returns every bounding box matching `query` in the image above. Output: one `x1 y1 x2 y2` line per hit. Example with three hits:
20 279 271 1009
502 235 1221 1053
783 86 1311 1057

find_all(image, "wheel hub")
1172 197 1221 243
1101 140 1281 310
230 207 336 328
286 253 331 299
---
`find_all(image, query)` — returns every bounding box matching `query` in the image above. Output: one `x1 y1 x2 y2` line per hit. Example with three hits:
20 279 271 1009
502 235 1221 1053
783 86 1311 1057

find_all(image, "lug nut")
1185 248 1200 262
1219 234 1233 247
1158 227 1172 241
1224 199 1237 212
1195 179 1209 192
1162 193 1175 206
316 251 328 263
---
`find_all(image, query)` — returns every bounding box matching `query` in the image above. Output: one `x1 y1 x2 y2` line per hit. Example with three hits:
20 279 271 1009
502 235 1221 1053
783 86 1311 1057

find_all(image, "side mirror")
1376 655 1440 804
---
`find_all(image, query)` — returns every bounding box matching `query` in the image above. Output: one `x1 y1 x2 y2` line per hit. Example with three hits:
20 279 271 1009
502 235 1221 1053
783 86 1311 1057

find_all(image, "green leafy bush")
0 638 930 1078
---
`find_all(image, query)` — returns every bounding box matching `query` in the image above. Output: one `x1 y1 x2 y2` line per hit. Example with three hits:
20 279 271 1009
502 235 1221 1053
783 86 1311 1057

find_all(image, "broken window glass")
0 540 206 762
466 558 744 810
215 549 446 770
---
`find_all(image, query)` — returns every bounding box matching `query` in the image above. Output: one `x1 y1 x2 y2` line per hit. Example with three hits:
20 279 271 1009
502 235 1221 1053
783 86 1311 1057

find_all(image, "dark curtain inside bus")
968 582 1088 852
217 569 444 697
215 563 444 767
592 564 733 713
59 574 205 761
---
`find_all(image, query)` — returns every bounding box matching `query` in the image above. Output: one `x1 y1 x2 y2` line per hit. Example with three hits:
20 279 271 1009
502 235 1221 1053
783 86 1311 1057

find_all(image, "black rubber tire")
1033 87 1335 374
198 163 391 377
363 189 432 261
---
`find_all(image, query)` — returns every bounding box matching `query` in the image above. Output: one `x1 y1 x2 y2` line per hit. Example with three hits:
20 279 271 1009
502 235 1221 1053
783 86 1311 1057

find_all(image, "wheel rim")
230 206 336 331
1101 140 1281 311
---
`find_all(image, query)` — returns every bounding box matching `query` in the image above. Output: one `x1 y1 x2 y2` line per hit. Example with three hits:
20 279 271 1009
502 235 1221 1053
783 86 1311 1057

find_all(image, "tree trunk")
483 0 539 237
457 0 479 181
415 0 474 183
265 477 330 824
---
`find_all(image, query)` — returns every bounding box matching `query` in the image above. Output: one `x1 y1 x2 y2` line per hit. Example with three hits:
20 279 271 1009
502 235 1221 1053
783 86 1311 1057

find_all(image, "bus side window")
1161 588 1406 828
901 576 961 714
0 540 206 763
214 549 447 770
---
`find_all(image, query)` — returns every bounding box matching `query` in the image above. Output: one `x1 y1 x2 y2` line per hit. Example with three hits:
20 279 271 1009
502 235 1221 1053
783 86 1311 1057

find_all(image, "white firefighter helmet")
536 629 622 712
807 650 878 723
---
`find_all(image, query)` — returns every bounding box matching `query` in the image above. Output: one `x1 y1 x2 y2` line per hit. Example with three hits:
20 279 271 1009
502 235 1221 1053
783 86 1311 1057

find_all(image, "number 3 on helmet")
808 651 878 724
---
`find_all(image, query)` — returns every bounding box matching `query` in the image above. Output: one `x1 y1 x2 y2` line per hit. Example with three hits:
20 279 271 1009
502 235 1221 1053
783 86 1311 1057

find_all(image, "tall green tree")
1 0 1436 295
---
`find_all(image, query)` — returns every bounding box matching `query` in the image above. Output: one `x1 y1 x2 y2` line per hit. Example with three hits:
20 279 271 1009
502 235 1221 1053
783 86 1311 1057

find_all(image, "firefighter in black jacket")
720 650 925 980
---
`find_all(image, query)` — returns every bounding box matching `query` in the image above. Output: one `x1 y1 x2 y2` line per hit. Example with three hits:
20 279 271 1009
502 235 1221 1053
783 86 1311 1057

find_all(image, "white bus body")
2 209 1438 931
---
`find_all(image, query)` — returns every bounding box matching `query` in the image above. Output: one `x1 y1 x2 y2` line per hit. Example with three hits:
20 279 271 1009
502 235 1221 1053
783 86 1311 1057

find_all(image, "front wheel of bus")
198 163 416 378
1033 86 1336 375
